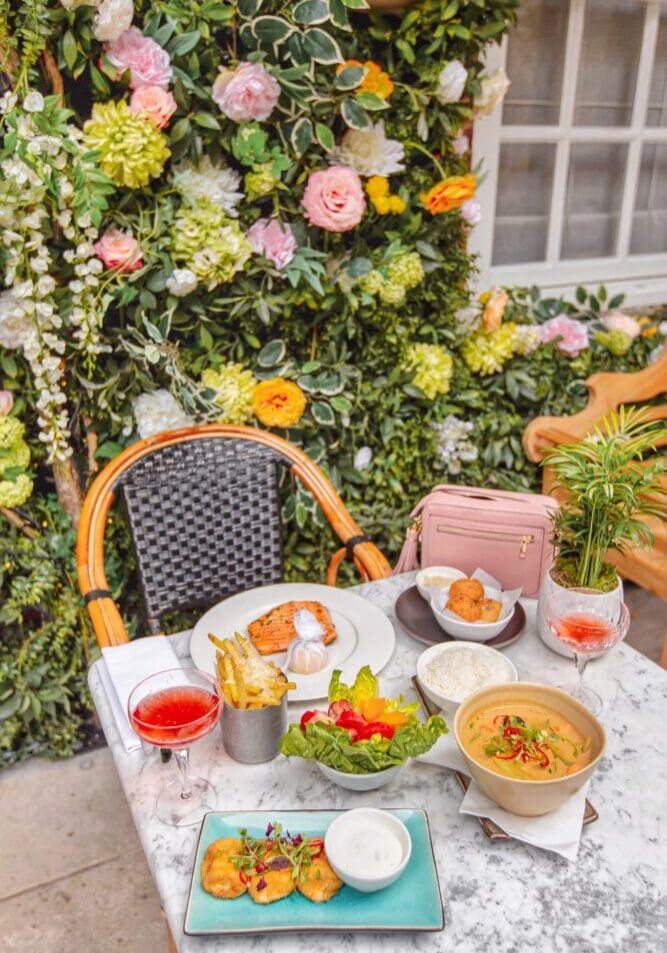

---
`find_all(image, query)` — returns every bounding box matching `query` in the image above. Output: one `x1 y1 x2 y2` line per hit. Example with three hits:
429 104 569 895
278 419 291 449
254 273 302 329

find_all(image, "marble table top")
88 572 667 953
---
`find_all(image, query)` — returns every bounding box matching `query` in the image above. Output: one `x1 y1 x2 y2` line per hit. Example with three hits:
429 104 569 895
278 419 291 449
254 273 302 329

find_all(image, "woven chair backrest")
119 437 286 632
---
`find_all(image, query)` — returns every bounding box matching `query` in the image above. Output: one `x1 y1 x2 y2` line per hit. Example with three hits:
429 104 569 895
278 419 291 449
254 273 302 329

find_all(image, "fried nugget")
248 866 296 904
446 594 482 622
479 598 502 623
201 838 247 899
297 853 343 903
450 578 485 602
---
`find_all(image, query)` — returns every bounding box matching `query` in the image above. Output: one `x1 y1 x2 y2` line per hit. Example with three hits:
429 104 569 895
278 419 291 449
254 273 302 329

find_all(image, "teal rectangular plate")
184 809 444 936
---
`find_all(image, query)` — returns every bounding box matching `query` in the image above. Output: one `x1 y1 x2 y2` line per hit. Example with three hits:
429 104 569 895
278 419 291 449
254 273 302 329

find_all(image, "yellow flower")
366 176 405 215
202 363 257 424
366 176 389 199
388 195 406 214
253 378 307 428
338 60 394 100
404 343 453 400
421 174 476 215
83 100 170 189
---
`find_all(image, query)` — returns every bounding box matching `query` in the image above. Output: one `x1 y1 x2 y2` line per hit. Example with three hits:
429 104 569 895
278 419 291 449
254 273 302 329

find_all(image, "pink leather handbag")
393 484 558 598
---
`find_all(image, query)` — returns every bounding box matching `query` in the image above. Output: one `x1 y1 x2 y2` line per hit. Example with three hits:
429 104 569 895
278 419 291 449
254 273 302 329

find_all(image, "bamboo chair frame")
77 425 391 648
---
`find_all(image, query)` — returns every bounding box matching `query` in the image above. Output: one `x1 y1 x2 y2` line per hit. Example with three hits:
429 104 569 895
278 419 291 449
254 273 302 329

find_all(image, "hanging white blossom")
433 416 478 476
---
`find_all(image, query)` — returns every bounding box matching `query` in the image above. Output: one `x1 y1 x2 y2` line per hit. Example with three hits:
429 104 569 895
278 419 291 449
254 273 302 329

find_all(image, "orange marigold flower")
420 174 476 215
253 378 307 428
641 327 658 337
337 59 394 100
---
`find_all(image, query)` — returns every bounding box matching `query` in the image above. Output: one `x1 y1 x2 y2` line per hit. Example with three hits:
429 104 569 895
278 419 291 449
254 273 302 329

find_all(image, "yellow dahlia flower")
201 363 257 425
404 343 453 399
253 378 307 428
461 322 518 376
83 100 170 189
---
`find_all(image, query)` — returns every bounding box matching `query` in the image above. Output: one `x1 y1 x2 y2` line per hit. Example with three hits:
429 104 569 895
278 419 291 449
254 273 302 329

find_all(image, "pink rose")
302 166 366 233
94 229 143 272
105 27 172 90
129 85 177 128
600 309 641 340
212 62 280 123
540 314 589 357
0 390 13 415
247 219 298 269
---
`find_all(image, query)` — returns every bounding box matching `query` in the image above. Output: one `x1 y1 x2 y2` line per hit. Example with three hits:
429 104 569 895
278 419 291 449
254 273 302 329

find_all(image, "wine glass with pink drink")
546 588 630 715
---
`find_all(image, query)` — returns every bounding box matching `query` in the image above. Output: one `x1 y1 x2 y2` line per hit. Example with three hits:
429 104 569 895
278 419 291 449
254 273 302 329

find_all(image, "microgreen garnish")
231 822 325 886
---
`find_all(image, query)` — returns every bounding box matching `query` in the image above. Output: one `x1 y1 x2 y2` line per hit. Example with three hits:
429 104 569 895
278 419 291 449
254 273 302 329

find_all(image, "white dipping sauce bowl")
416 565 466 601
324 808 412 893
417 641 518 717
430 584 515 641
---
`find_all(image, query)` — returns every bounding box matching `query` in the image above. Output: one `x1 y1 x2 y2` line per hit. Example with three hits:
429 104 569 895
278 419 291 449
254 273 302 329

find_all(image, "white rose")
23 91 45 113
166 268 198 297
133 389 194 440
599 309 641 340
354 446 373 471
474 67 511 117
93 0 134 42
436 60 467 105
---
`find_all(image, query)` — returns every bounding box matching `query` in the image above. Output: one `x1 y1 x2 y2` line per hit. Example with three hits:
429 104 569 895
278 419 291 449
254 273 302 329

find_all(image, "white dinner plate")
189 583 395 702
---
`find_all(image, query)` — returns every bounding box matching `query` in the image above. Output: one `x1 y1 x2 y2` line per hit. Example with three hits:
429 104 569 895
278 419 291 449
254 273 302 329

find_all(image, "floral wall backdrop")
0 0 663 763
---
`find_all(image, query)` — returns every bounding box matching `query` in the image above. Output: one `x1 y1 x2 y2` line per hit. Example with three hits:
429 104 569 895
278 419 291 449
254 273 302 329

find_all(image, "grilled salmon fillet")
247 601 337 656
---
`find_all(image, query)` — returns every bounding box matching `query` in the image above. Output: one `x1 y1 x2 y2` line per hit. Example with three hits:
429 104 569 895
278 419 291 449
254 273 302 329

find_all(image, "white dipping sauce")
332 823 403 878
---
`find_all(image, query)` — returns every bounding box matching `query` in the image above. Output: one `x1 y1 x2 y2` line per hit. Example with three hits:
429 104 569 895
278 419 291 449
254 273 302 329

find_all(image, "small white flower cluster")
62 233 106 360
433 415 478 476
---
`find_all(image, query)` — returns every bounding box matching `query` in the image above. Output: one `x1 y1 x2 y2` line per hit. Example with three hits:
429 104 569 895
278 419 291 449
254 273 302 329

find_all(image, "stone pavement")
1 586 664 953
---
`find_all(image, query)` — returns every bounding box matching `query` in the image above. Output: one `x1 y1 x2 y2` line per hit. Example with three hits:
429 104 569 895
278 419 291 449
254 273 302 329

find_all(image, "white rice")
422 646 513 703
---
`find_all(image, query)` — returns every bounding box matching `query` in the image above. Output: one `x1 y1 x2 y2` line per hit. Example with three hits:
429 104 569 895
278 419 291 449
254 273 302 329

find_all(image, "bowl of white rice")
416 641 518 715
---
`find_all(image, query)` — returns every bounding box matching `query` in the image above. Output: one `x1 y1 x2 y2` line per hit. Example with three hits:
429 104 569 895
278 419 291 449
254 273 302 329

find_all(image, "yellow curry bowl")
454 682 606 817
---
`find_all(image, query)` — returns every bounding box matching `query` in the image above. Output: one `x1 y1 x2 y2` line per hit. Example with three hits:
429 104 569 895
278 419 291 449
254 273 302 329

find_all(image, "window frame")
470 0 667 306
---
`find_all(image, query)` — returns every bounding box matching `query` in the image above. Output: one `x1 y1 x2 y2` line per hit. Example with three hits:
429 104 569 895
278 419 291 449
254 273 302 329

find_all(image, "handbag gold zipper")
436 524 535 559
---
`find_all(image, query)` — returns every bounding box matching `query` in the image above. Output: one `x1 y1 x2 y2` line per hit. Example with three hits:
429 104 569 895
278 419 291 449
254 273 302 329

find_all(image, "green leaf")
315 122 334 151
395 39 415 64
341 0 368 7
253 15 293 45
330 395 352 412
95 441 124 460
170 117 191 143
168 30 201 56
193 112 221 130
199 324 214 350
355 91 389 111
291 117 313 155
341 97 370 129
311 401 336 425
238 0 264 15
302 27 343 64
62 30 77 71
347 257 372 277
329 0 350 29
89 63 110 96
293 0 330 25
334 65 365 90
575 286 587 304
258 339 287 367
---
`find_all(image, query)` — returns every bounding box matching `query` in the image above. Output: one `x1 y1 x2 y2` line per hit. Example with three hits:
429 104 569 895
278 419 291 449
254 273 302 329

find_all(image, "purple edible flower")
257 876 267 891
292 834 303 846
271 856 291 871
265 823 274 837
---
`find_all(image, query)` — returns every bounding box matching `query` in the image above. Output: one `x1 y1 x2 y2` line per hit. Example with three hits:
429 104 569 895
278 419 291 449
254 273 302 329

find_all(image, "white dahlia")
330 121 405 178
132 389 193 439
173 157 244 217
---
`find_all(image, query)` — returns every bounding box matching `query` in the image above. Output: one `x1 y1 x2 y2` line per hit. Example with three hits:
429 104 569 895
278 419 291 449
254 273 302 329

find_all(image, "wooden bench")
522 345 667 665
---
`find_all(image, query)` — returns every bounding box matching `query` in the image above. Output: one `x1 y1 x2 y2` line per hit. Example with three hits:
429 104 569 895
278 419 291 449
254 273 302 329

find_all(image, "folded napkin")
101 636 181 752
417 726 589 861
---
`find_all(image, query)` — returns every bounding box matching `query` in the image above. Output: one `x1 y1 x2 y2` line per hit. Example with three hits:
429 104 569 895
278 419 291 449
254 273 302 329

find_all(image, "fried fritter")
446 594 482 622
450 578 484 602
201 838 247 899
297 853 343 903
248 867 296 904
479 598 502 623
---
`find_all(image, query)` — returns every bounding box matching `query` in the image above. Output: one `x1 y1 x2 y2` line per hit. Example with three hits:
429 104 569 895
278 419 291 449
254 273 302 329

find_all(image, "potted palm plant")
536 407 667 655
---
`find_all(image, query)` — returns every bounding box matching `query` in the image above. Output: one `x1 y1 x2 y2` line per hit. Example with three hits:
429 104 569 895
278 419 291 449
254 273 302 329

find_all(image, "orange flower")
420 174 476 215
482 288 509 333
253 378 307 428
337 59 394 100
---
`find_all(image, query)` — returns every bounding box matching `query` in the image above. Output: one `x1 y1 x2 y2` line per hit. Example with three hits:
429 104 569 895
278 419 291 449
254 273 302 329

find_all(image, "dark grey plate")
395 585 526 649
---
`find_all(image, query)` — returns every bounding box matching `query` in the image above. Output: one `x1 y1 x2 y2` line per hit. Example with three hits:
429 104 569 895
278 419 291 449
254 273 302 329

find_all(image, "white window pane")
630 143 667 254
561 143 628 259
647 8 667 127
574 0 645 127
502 0 569 126
492 143 556 265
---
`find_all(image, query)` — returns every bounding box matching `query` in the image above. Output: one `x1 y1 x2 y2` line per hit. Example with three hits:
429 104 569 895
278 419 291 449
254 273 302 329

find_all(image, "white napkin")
417 723 590 861
101 636 181 752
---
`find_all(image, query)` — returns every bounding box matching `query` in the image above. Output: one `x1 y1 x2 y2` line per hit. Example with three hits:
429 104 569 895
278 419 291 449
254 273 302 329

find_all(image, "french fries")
208 632 296 710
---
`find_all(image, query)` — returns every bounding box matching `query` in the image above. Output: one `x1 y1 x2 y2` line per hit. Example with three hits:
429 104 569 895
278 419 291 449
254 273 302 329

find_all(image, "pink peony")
301 166 366 233
212 62 280 123
0 390 13 415
247 218 298 269
540 314 589 357
129 85 177 128
600 309 641 340
105 27 172 90
94 229 143 272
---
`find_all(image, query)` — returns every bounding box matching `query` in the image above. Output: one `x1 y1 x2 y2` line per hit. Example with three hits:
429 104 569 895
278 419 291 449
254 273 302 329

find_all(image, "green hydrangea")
461 322 518 376
244 162 279 200
379 281 406 305
171 198 252 290
83 100 170 189
404 343 453 399
0 416 32 508
358 270 384 295
0 473 33 508
595 329 633 356
201 363 257 424
0 416 24 450
387 252 424 291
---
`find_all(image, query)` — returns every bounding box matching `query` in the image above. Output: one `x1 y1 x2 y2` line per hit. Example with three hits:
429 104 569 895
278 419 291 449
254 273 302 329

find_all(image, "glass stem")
173 747 192 800
574 653 589 692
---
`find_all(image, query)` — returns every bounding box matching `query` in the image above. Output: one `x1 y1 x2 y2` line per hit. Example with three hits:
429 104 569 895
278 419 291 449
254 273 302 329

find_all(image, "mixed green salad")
280 666 447 774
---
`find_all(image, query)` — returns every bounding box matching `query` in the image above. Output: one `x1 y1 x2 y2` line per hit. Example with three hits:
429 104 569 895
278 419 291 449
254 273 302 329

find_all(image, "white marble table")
88 573 667 953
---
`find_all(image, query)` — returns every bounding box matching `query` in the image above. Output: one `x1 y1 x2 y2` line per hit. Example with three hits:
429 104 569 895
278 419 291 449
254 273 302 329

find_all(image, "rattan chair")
77 424 391 648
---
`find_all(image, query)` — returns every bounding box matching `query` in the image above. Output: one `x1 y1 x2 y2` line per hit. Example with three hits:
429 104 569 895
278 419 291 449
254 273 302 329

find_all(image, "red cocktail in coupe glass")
128 669 220 826
546 588 630 715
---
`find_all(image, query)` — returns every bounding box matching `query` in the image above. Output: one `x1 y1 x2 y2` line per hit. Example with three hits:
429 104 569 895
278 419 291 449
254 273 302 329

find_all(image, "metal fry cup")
220 693 287 763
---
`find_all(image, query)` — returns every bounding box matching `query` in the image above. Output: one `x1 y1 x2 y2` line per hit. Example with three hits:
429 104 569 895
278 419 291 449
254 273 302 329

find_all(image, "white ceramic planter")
536 568 624 658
